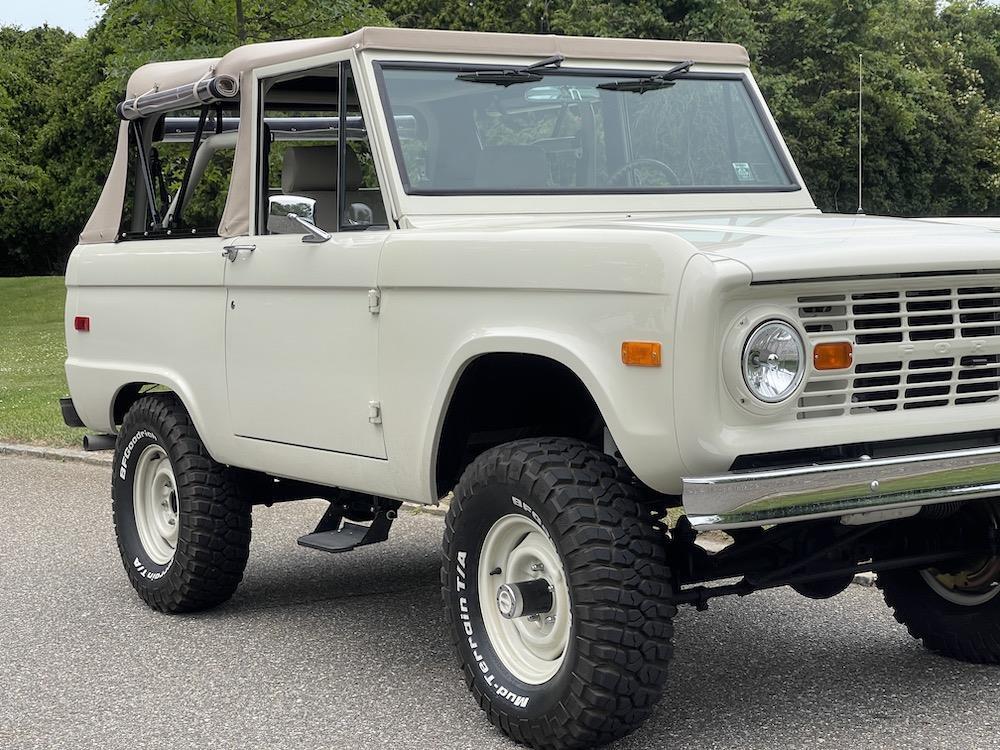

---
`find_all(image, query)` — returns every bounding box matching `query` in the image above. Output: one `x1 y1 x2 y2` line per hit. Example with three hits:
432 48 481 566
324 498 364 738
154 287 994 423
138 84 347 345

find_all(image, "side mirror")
267 195 317 234
345 202 374 226
267 195 330 243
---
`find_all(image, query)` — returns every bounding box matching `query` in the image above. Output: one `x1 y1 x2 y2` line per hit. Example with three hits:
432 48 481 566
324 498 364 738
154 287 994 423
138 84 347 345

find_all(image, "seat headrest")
281 145 363 193
474 145 549 189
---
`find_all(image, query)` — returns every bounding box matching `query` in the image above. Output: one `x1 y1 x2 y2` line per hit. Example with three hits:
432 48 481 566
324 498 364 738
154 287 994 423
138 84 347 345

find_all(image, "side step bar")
297 497 401 554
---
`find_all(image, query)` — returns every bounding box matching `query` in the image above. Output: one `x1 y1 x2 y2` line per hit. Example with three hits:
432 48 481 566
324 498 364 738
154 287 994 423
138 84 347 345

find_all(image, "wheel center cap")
497 586 518 618
496 579 554 620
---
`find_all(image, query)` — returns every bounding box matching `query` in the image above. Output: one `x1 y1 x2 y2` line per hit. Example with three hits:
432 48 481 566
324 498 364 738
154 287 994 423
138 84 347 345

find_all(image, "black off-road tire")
112 393 252 613
442 438 676 750
878 568 1000 664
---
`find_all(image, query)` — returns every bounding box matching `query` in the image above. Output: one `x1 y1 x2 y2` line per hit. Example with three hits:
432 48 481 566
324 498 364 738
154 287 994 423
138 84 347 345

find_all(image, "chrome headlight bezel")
740 319 807 404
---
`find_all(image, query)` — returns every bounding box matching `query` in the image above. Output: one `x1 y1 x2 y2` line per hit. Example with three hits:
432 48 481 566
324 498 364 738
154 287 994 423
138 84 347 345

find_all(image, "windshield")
376 65 797 195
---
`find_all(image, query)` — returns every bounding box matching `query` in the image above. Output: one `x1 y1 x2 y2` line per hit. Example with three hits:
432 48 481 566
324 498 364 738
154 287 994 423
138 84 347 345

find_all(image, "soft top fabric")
81 28 750 245
124 28 749 99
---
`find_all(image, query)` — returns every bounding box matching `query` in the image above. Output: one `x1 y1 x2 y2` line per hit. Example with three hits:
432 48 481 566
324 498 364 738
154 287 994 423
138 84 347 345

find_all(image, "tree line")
3 0 1000 275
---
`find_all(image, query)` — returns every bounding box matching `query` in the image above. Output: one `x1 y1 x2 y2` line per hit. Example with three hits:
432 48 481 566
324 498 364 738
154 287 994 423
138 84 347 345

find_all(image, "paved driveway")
2 454 998 750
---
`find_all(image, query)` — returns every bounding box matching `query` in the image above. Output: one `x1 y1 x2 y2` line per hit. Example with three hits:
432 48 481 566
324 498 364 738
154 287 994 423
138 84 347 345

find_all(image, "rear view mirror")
524 85 600 103
267 195 317 234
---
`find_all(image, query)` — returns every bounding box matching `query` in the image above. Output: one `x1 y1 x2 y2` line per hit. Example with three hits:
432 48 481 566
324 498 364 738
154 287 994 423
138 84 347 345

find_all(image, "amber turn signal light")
621 341 662 367
813 342 853 370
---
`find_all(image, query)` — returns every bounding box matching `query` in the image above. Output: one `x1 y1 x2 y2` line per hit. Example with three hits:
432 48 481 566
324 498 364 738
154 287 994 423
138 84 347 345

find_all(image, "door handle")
222 244 256 262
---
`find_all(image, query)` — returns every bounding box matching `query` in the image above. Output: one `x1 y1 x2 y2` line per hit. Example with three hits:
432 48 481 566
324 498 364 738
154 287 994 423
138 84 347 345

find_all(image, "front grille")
798 286 1000 342
794 284 1000 419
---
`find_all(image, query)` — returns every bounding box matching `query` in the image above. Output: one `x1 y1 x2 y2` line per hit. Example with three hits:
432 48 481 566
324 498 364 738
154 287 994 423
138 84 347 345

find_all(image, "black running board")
297 498 401 554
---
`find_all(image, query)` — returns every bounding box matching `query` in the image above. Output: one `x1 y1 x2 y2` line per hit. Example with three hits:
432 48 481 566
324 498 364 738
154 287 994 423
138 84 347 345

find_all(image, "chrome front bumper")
683 445 1000 530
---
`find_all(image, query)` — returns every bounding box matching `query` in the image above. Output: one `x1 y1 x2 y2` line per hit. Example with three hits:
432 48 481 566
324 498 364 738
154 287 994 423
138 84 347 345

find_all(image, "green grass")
0 276 84 446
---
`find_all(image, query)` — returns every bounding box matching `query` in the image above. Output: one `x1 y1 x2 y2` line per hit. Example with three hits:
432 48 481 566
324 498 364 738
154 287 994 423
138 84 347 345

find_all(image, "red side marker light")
74 316 91 332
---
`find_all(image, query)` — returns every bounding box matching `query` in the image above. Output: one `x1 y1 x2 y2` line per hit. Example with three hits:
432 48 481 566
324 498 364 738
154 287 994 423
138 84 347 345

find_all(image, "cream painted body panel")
65 48 1000 510
670 213 1000 481
376 226 694 501
64 211 1000 503
223 232 387 458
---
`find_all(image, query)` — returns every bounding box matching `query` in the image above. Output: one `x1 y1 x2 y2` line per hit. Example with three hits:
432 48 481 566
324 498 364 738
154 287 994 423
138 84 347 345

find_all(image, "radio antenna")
857 54 865 215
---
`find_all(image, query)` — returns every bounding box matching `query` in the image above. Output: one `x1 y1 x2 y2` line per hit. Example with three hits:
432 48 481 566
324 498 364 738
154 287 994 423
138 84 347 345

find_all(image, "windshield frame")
373 60 802 197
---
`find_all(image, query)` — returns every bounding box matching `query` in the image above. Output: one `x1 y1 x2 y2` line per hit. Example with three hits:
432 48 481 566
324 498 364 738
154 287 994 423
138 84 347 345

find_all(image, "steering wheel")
608 158 681 187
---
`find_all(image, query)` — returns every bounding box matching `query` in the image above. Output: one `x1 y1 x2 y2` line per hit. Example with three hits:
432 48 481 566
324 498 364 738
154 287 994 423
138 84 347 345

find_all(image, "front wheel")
442 438 676 750
879 501 1000 664
112 393 252 613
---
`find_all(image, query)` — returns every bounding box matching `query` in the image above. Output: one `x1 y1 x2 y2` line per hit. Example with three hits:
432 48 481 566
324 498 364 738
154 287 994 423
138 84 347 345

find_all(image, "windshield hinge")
368 288 381 314
368 400 382 425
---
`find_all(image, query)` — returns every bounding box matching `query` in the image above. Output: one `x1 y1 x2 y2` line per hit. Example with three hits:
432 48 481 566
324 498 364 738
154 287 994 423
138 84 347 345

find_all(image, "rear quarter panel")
64 239 231 448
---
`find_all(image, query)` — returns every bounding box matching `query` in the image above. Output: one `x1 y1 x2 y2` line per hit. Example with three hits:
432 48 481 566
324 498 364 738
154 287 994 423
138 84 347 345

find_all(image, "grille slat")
795 283 1000 420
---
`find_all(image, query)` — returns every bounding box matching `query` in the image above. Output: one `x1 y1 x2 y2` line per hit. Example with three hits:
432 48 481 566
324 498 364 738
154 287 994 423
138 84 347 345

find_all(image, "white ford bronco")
63 27 1000 749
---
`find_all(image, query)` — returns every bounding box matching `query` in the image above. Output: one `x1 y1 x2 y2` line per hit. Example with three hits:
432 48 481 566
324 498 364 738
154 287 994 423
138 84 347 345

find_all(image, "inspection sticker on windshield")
732 162 755 182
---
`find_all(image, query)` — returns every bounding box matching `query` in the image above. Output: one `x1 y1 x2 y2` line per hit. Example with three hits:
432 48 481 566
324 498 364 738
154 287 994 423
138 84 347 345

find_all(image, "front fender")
382 317 684 504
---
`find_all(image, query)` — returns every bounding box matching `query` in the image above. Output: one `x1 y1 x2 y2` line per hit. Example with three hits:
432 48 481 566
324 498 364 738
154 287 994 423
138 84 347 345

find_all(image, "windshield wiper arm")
456 54 565 86
596 59 694 93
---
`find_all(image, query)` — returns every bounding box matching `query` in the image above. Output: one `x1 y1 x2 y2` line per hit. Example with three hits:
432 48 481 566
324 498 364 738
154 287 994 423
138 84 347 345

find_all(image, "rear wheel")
879 502 1000 663
442 438 675 750
112 394 252 613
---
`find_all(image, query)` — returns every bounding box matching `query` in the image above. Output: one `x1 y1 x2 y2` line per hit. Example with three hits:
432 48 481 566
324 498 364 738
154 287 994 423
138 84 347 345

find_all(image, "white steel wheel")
132 443 179 565
478 513 572 685
921 503 1000 607
922 556 1000 606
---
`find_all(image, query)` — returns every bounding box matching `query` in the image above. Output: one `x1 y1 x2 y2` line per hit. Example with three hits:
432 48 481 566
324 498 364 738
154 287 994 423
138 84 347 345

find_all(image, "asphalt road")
2 455 999 750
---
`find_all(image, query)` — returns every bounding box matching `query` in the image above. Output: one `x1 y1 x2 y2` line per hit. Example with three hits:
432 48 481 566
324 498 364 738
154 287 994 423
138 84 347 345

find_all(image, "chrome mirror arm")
290 214 332 244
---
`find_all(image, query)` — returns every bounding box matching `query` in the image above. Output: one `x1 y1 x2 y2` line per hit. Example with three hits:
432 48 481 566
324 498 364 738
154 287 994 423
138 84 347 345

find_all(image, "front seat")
281 146 387 230
281 145 339 231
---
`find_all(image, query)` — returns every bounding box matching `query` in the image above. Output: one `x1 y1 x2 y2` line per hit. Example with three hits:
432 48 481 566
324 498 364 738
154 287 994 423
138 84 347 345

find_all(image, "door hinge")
368 400 382 424
368 288 381 314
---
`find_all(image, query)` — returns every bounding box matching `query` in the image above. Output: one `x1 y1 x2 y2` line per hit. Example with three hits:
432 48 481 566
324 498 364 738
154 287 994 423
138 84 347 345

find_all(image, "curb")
0 440 449 516
0 442 112 466
0 443 878 584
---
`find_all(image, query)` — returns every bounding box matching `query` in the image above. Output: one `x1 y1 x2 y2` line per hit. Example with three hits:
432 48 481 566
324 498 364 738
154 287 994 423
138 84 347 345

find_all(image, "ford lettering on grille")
794 283 1000 418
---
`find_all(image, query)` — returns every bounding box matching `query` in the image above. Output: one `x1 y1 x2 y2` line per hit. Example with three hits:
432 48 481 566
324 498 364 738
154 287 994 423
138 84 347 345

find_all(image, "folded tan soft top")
82 27 750 244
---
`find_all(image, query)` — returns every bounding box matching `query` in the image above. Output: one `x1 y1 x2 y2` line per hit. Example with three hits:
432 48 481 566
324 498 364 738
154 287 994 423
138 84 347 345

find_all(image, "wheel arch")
429 336 621 498
109 377 203 440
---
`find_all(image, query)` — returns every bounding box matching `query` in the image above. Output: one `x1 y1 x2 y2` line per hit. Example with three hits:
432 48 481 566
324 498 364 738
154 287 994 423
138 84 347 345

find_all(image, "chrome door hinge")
368 288 381 314
368 400 382 424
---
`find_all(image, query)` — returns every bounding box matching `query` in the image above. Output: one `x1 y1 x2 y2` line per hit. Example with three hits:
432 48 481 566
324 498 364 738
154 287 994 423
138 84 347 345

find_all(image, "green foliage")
0 0 388 275
375 0 1000 216
4 0 1000 273
0 277 84 446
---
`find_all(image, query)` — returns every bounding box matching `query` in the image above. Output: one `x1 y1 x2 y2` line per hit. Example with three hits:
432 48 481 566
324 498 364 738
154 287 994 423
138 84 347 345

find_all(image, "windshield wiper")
596 59 694 93
456 54 565 86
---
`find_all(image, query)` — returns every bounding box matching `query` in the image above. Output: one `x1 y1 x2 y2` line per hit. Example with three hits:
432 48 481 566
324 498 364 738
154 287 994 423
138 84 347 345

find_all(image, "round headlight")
741 320 805 403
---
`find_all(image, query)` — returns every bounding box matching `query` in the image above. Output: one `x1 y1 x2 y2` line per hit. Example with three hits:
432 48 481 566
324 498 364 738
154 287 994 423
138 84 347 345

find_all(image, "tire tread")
113 393 251 613
442 437 676 750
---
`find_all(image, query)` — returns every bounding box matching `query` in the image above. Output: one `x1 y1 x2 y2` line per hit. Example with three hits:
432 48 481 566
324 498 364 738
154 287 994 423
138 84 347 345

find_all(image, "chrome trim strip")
683 445 1000 530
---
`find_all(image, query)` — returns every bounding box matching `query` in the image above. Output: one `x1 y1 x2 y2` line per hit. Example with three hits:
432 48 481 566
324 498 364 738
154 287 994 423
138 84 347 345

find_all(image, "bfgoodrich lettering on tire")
442 438 676 749
112 393 252 613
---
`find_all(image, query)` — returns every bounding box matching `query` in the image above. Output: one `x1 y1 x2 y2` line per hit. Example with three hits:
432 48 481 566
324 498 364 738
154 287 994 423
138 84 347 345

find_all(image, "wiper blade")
596 59 694 93
456 54 565 86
